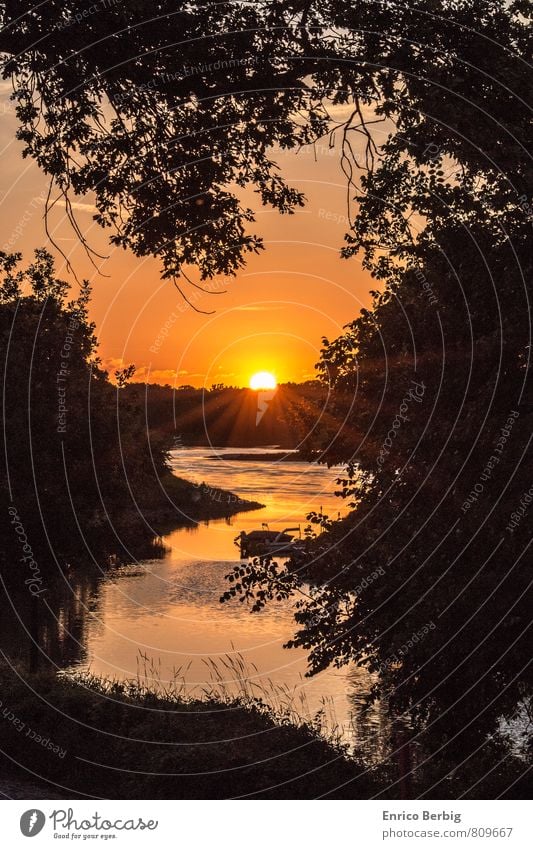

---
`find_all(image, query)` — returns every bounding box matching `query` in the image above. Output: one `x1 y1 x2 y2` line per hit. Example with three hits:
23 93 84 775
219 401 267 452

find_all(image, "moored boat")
235 526 305 558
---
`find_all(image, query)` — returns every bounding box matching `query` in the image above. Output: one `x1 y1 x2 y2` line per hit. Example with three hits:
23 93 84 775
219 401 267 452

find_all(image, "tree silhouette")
1 2 529 288
208 1 531 784
1 0 532 791
0 248 172 553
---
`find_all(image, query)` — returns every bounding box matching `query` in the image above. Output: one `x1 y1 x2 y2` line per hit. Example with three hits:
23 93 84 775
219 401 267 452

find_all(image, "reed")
69 649 349 752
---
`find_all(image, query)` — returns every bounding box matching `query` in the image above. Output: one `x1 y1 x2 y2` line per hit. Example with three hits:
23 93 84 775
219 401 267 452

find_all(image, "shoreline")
209 451 303 462
0 471 264 571
140 471 265 527
0 661 375 800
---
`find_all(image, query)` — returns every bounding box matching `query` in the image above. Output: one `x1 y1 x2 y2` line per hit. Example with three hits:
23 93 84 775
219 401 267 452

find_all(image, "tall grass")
67 648 350 753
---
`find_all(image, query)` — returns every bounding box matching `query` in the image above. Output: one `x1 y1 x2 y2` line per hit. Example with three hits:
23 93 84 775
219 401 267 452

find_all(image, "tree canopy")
1 1 530 287
1 0 532 791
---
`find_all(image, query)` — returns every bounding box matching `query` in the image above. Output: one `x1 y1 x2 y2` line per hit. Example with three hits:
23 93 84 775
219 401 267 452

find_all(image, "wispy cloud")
51 199 98 214
232 305 283 312
133 368 188 384
101 357 189 385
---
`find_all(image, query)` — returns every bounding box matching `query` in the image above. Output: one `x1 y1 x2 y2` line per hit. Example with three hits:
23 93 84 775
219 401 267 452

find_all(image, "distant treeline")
121 381 334 449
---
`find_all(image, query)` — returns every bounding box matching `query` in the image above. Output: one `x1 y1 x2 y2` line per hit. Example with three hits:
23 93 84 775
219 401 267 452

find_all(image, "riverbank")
88 470 266 561
2 470 264 569
210 451 302 462
141 471 265 526
0 661 384 800
0 663 528 800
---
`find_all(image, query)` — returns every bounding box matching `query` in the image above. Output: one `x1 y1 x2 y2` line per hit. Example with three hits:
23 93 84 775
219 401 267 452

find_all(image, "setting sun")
249 371 277 390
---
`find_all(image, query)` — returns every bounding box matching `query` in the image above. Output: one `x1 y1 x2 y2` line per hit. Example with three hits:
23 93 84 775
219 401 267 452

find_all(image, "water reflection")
0 567 102 672
0 542 167 673
0 448 385 753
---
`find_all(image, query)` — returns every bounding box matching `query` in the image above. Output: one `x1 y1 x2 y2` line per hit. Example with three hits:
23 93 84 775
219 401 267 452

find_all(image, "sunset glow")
249 371 277 390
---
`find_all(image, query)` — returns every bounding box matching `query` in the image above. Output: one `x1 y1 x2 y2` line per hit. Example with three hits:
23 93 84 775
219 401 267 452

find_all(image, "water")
66 447 385 749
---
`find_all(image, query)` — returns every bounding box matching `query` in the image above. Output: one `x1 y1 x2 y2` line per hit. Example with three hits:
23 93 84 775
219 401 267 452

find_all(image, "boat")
235 526 305 558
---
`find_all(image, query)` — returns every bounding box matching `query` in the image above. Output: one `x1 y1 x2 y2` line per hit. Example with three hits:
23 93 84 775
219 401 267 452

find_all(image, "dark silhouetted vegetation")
0 659 384 800
0 0 531 798
0 249 262 565
0 659 528 799
121 381 330 449
1 1 528 287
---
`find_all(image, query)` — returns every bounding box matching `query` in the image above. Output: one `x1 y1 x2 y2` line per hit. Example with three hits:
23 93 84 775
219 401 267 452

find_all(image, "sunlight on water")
71 448 386 752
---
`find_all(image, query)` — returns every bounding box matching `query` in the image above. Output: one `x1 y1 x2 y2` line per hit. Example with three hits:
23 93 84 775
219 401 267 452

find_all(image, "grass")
135 649 347 749
0 657 387 799
0 656 528 799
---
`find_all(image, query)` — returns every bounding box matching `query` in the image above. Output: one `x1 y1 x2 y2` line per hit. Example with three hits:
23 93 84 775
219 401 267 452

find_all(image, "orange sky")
0 85 377 387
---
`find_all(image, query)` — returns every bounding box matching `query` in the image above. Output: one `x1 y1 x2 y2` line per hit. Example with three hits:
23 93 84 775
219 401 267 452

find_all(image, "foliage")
1 0 532 784
1 1 530 288
216 2 532 770
122 380 330 447
0 249 169 548
0 659 384 799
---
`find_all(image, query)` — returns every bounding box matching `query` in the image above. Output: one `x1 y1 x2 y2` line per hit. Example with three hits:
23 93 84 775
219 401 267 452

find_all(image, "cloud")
100 358 189 385
133 368 187 384
232 305 283 312
51 199 98 214
100 357 124 372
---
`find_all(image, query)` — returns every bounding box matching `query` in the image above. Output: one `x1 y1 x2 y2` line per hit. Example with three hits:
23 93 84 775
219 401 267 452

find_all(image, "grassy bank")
0 661 527 799
110 470 265 546
148 472 264 525
0 661 385 799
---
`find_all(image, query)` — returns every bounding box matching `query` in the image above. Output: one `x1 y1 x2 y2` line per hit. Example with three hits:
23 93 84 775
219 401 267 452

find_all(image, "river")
67 447 386 751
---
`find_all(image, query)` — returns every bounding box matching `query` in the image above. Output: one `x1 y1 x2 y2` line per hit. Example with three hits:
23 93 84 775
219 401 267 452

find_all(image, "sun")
249 371 277 390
